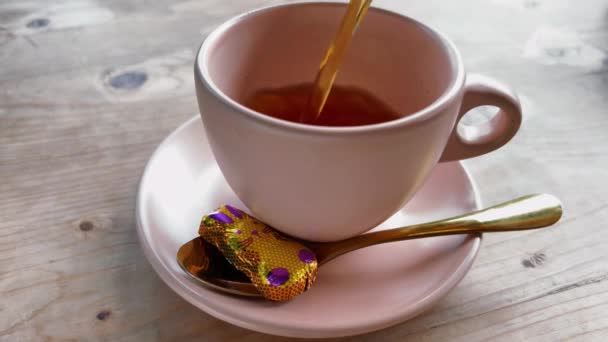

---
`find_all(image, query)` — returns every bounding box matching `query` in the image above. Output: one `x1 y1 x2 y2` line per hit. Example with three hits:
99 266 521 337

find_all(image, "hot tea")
303 0 373 123
245 0 377 127
245 83 401 127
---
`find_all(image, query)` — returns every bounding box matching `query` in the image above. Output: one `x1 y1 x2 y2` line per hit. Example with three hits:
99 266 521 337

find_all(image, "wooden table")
2 0 607 340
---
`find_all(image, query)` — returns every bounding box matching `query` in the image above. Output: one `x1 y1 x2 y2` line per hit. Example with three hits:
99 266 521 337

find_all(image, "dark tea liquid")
244 83 401 127
246 1 377 126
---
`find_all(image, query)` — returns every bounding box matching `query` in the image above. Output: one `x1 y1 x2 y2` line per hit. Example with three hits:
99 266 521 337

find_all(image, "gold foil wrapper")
199 205 318 301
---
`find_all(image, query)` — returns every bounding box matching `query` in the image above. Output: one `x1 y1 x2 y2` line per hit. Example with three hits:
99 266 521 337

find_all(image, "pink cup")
195 2 521 242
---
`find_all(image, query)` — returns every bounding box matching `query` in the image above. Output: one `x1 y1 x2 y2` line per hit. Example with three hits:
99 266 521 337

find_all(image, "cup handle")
440 73 522 162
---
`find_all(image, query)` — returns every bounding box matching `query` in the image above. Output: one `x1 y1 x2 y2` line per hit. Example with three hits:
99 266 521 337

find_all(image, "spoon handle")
315 194 563 264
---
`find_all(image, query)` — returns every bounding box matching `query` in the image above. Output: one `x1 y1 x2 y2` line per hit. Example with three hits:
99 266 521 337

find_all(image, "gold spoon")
177 194 562 297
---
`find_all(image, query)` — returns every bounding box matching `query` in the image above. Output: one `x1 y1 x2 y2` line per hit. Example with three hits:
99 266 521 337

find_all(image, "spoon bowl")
177 237 260 297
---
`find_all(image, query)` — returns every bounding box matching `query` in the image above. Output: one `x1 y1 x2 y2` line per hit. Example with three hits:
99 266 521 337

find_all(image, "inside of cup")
202 3 457 118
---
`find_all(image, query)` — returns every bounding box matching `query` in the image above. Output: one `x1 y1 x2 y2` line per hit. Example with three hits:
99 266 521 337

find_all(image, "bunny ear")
207 211 234 224
204 205 245 224
224 204 243 219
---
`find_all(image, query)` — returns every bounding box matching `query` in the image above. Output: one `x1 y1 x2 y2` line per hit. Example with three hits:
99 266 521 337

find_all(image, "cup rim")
196 1 465 135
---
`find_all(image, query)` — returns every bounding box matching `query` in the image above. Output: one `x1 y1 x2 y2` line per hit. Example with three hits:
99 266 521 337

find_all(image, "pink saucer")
136 116 482 338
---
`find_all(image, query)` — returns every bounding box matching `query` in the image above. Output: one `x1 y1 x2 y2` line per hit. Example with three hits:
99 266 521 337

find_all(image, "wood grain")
1 0 607 340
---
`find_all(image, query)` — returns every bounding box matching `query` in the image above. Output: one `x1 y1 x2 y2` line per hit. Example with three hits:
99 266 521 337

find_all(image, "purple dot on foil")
252 230 259 236
208 212 233 224
225 205 243 218
298 249 315 263
235 230 241 235
267 268 290 287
